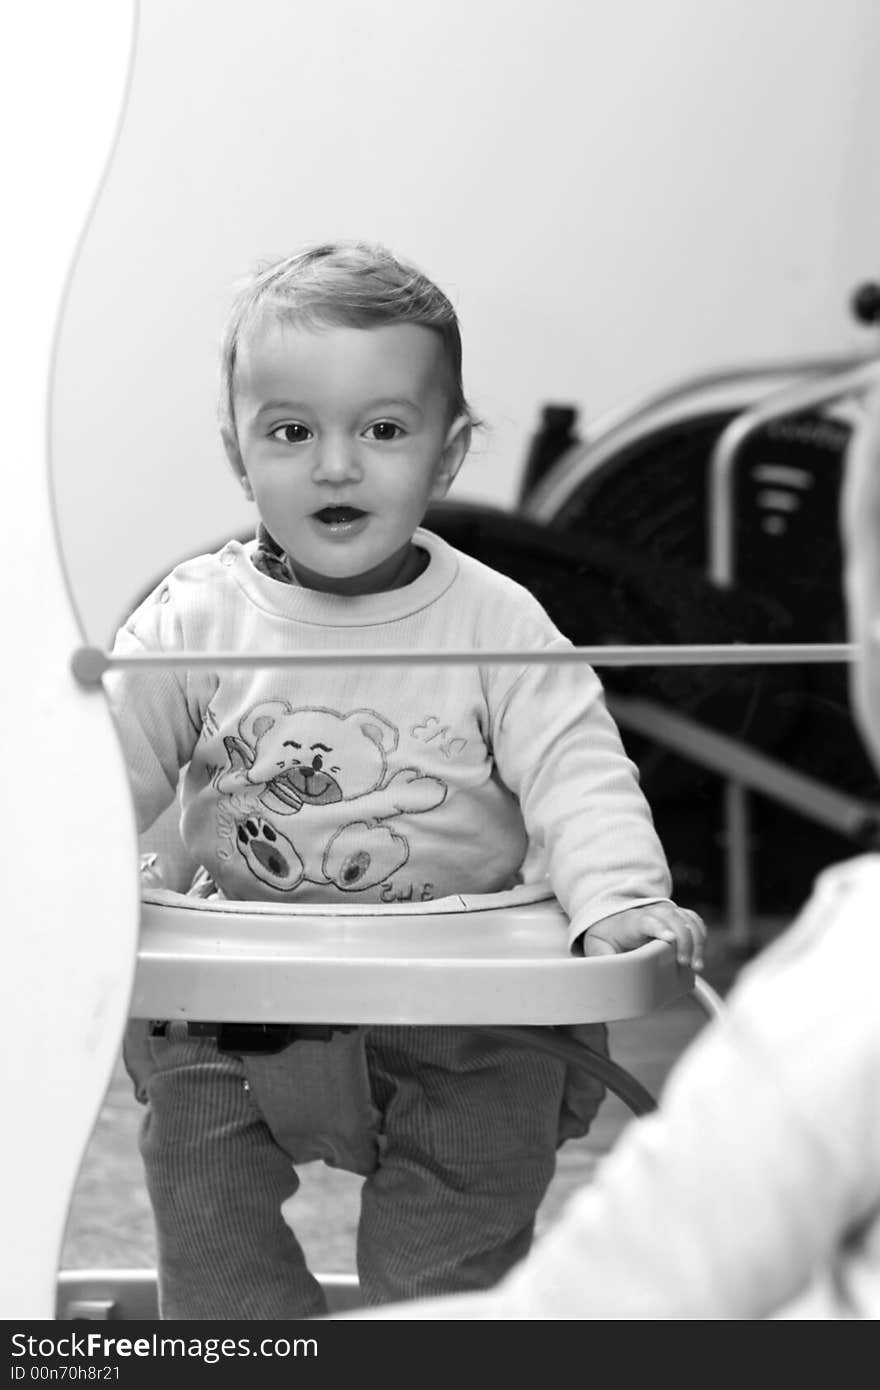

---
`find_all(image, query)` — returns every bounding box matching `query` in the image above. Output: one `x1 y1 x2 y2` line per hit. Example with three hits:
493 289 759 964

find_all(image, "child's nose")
312 437 362 483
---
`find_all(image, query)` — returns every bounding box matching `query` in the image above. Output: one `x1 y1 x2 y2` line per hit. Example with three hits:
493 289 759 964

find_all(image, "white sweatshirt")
109 528 671 943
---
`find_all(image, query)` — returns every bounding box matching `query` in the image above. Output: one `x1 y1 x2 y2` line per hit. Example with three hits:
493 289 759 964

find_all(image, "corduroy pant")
126 1021 606 1320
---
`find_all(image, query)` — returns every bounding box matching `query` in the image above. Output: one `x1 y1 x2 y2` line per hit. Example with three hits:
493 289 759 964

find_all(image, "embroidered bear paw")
323 821 409 891
235 816 304 891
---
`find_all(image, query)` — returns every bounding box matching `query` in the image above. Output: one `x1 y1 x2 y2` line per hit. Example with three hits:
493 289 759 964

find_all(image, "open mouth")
314 506 367 526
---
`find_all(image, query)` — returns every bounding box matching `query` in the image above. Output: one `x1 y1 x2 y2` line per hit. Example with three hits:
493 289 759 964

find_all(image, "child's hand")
581 903 706 970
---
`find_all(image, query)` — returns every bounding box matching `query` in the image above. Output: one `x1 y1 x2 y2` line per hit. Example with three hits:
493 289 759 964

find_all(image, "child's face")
226 317 470 594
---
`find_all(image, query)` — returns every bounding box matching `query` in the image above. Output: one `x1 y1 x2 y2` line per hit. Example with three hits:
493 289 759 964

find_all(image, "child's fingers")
678 909 707 970
580 931 618 958
649 904 706 971
682 910 706 972
581 905 707 966
683 908 708 944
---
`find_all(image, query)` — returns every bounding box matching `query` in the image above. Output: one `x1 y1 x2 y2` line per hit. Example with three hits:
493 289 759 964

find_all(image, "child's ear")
430 414 472 499
222 427 254 501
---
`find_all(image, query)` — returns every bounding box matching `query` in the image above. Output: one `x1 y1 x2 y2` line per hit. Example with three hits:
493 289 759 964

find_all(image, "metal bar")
708 358 880 587
523 355 875 520
608 694 880 842
481 1026 656 1116
690 976 726 1021
574 354 873 454
71 642 857 684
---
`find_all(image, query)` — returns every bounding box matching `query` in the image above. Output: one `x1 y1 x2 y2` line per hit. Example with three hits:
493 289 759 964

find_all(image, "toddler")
110 240 704 1319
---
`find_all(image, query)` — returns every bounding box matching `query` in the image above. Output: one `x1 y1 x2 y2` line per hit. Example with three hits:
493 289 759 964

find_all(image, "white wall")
51 0 880 643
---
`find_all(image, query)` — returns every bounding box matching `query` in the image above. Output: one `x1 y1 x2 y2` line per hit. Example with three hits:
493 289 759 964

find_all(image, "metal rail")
708 357 880 586
523 354 874 522
71 642 856 685
608 695 880 845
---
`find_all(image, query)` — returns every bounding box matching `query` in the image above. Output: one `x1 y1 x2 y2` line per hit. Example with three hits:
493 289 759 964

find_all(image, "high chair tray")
132 884 694 1025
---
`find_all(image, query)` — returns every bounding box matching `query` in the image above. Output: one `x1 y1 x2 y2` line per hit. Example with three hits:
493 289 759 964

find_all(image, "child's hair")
219 240 474 447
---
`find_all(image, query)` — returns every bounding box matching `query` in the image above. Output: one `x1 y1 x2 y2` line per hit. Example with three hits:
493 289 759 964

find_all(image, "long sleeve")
106 586 213 834
489 634 672 944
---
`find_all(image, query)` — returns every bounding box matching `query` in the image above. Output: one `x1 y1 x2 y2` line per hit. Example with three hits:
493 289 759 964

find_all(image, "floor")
59 916 777 1280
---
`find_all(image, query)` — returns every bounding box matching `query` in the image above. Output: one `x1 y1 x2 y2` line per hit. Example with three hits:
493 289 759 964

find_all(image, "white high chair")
125 800 717 1059
57 858 721 1318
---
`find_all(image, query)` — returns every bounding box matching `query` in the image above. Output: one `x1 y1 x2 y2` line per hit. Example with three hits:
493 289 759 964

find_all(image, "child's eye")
363 421 404 442
270 423 312 445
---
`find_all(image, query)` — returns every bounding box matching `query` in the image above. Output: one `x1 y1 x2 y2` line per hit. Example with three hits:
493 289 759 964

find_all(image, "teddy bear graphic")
213 701 447 892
